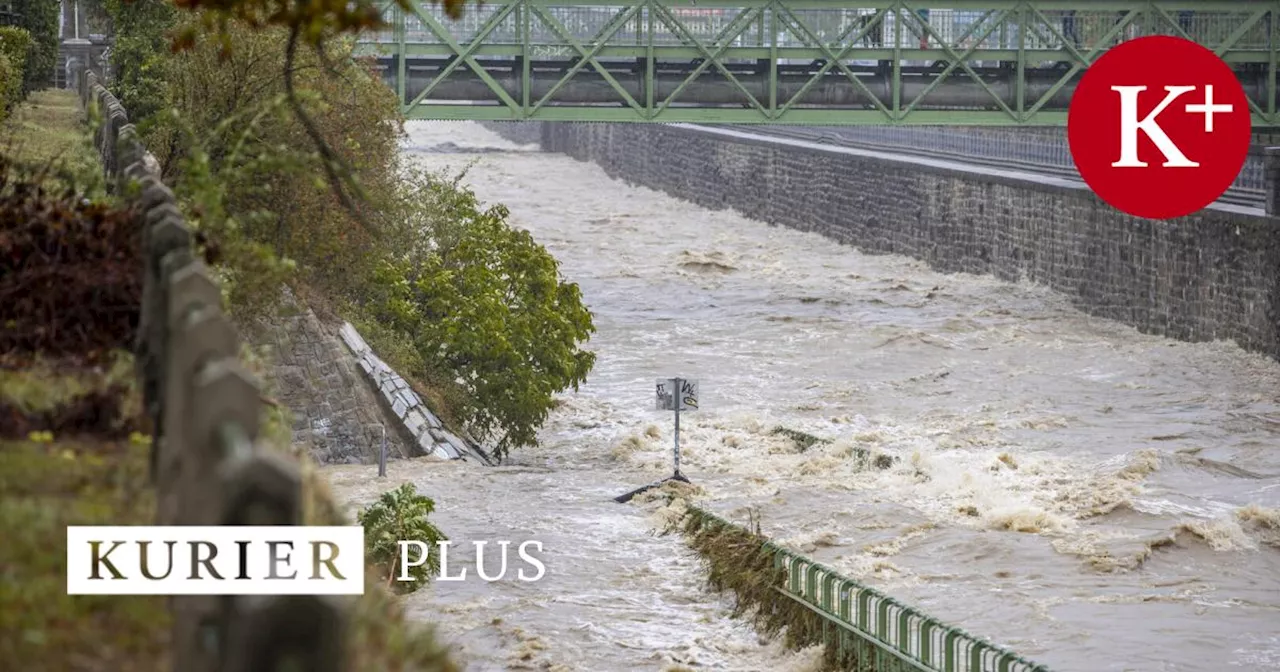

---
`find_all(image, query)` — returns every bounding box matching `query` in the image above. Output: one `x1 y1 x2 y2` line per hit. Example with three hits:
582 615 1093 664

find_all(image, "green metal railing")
354 1 1280 125
690 507 1051 672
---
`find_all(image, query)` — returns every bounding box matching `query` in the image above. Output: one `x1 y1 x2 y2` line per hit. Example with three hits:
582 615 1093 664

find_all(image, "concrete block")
416 432 435 457
405 410 426 437
396 389 419 409
338 322 369 354
439 430 471 459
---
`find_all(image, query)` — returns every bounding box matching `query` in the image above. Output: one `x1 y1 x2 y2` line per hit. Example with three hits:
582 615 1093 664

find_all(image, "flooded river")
324 121 1280 672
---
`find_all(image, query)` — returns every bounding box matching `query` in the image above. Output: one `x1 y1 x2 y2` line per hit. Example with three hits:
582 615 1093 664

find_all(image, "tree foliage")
0 27 30 113
144 21 403 313
357 483 446 593
370 170 596 461
104 0 176 126
101 4 597 461
12 0 57 93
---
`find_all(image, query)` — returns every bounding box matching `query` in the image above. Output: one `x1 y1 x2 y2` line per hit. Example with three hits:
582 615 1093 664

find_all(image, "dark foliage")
0 157 143 363
0 384 141 438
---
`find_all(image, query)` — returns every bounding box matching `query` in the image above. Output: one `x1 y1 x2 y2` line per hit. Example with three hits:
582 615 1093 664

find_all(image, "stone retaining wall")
254 290 413 465
484 121 1280 361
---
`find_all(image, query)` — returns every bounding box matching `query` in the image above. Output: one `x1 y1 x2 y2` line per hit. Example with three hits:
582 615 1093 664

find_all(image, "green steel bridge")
353 1 1280 125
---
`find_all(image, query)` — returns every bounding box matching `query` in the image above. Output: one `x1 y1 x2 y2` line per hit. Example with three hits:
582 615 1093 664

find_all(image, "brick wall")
484 122 1280 360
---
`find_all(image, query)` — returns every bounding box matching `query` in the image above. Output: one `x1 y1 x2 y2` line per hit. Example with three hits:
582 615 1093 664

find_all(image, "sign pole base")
617 376 698 503
613 470 691 504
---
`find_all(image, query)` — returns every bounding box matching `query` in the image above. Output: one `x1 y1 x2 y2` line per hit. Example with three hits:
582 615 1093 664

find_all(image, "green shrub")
357 483 447 594
104 0 176 128
12 0 57 93
0 26 30 112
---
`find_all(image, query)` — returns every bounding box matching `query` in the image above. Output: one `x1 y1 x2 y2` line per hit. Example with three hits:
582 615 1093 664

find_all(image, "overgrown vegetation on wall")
103 3 597 460
666 506 893 671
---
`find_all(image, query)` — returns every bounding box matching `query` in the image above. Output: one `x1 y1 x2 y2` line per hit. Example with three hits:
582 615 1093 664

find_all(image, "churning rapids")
324 121 1280 672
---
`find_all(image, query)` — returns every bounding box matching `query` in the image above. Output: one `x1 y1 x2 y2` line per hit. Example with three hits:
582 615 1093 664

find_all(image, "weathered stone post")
218 448 346 672
1265 147 1280 217
162 263 237 672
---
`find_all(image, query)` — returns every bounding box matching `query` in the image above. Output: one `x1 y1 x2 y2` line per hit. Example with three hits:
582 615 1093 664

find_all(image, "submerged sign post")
614 376 699 503
655 377 697 479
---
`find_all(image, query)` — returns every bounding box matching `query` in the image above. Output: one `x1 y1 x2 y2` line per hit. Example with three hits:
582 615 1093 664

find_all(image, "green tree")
104 0 176 128
357 483 447 593
370 170 597 462
12 0 56 93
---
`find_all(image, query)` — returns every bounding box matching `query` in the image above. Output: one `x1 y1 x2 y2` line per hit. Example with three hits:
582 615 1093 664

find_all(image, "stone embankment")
482 121 1280 362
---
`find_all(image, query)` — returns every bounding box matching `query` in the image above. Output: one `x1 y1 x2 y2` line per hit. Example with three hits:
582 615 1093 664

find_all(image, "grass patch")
0 356 169 671
0 352 461 671
0 438 169 670
0 353 135 415
0 354 143 439
0 89 105 195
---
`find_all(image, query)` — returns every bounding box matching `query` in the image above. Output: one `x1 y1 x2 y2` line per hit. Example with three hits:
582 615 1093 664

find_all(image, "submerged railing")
688 507 1051 672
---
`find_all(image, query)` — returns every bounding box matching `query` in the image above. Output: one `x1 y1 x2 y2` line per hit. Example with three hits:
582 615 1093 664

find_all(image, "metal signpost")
378 424 387 478
655 377 698 479
615 377 698 503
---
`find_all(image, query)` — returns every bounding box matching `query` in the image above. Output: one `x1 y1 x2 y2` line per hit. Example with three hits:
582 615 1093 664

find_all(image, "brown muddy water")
323 121 1280 672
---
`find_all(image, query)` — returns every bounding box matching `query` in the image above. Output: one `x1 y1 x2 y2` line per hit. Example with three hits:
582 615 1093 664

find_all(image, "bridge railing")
366 3 1271 53
76 67 346 672
354 1 1280 125
687 506 1052 672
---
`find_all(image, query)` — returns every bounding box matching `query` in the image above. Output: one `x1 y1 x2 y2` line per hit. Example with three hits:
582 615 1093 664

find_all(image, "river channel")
325 121 1280 672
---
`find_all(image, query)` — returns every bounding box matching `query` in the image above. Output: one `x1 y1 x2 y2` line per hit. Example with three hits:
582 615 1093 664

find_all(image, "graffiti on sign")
656 378 698 411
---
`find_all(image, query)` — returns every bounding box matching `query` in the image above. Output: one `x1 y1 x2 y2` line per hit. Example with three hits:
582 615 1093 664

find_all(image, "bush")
0 155 142 365
104 0 176 128
0 26 30 112
143 22 401 317
357 483 447 594
12 0 57 93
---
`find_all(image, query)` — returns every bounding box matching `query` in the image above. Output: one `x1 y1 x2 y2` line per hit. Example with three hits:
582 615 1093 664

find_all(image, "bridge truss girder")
354 1 1280 125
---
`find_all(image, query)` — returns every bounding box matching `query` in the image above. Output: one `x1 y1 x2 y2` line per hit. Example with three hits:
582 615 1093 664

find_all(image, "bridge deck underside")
355 1 1280 125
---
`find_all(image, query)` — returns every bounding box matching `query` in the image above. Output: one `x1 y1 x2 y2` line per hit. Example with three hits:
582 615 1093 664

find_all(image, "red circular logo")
1067 35 1251 220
